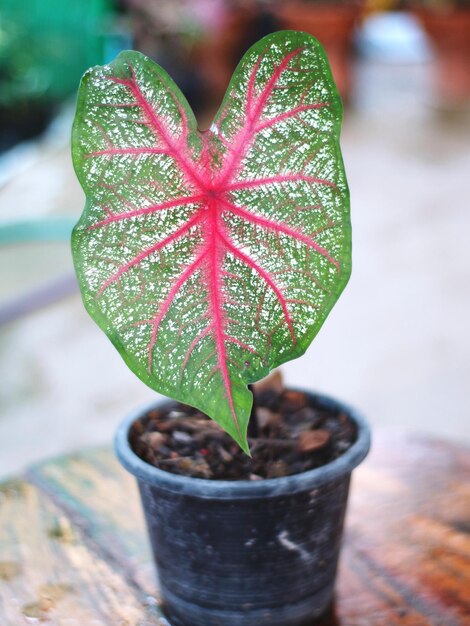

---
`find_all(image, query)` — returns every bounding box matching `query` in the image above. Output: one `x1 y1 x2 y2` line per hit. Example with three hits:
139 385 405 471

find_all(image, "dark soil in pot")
129 374 357 480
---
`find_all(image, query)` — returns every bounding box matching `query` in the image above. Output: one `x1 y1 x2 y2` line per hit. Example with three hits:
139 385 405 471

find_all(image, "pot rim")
115 389 371 499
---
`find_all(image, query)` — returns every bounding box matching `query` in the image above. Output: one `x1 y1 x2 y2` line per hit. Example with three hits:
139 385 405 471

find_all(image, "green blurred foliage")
0 0 113 107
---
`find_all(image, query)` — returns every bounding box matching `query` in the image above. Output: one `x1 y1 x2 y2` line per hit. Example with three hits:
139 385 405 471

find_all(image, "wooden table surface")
1 433 470 626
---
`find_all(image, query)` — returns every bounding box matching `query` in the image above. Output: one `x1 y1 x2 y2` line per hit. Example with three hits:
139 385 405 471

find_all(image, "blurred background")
0 0 469 478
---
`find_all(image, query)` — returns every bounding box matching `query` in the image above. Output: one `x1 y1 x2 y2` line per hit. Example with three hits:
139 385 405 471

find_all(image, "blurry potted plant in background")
71 30 370 626
274 0 365 100
409 0 470 105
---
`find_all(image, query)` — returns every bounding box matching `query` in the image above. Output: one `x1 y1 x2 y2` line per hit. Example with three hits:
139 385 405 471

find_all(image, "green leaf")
72 31 350 452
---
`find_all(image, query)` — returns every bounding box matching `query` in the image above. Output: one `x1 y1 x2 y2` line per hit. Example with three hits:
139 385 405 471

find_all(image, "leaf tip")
240 437 252 458
228 416 251 456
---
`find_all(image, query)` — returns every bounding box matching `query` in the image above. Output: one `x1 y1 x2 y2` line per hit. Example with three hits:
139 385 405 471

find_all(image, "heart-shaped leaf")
72 31 350 452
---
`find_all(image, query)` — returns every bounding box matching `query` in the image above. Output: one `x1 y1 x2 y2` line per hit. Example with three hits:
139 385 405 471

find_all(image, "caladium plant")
72 30 350 453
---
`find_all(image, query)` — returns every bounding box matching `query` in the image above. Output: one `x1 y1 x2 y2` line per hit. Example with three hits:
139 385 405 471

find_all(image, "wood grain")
1 433 469 625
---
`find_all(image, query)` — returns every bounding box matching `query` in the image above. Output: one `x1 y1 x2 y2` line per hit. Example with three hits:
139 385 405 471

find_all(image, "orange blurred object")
196 1 363 121
276 2 364 100
413 8 470 106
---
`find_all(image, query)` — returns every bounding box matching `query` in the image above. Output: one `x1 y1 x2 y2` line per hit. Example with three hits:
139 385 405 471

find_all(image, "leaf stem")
247 384 259 439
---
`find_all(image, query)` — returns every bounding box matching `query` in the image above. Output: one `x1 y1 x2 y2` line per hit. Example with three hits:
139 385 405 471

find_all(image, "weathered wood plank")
343 434 470 626
0 477 163 625
1 433 469 625
27 447 156 595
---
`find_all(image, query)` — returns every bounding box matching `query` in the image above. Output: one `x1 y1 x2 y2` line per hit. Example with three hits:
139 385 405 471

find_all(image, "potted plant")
71 30 370 626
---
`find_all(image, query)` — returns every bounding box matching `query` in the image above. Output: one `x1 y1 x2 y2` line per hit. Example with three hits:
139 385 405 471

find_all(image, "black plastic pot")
115 391 370 626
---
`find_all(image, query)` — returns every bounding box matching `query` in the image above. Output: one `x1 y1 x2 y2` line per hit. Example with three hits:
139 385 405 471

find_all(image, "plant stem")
247 384 259 439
